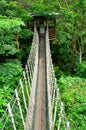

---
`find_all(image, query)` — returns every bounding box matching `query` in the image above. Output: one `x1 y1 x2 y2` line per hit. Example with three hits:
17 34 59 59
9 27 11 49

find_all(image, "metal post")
15 89 25 129
52 88 56 107
25 64 31 89
23 71 29 100
58 102 64 130
65 121 70 130
53 89 59 125
30 57 34 78
20 79 27 112
27 60 32 84
31 49 35 71
7 103 17 130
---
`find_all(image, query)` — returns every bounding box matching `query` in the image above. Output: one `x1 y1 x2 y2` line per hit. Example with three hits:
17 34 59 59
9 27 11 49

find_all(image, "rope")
46 26 70 130
1 115 9 130
0 108 8 124
0 26 37 129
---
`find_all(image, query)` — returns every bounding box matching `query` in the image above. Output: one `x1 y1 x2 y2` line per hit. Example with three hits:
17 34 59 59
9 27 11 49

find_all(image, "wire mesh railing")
25 22 39 130
0 24 38 130
46 26 70 130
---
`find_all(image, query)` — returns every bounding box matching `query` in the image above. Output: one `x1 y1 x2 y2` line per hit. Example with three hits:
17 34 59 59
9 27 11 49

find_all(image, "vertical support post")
52 70 55 80
20 79 27 112
7 103 16 130
34 20 36 32
31 50 35 71
65 121 70 130
52 88 56 107
23 71 29 100
29 57 33 78
58 102 64 130
15 89 25 129
53 89 59 125
27 60 32 84
25 64 31 88
49 65 53 96
29 58 32 76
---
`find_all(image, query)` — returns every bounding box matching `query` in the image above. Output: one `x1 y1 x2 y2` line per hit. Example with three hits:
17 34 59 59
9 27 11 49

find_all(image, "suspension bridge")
0 22 70 130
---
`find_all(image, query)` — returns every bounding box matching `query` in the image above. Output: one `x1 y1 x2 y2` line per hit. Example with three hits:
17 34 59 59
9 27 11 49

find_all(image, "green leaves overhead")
0 17 25 57
30 3 58 17
0 17 25 33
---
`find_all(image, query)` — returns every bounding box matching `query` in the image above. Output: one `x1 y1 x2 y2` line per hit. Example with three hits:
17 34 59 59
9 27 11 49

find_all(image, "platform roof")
29 12 59 19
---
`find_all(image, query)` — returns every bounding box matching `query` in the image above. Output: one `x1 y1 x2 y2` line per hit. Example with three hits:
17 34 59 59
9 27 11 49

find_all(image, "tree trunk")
71 36 75 73
79 47 82 63
16 33 19 50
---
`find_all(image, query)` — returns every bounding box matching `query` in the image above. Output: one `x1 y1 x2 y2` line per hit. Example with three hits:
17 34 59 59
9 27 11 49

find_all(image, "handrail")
0 22 38 130
45 26 70 130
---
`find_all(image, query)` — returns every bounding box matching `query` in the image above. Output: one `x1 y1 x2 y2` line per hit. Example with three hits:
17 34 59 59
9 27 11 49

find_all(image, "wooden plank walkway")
34 33 48 130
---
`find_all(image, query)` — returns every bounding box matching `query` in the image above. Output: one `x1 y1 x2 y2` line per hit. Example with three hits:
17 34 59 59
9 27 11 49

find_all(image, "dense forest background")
0 0 86 129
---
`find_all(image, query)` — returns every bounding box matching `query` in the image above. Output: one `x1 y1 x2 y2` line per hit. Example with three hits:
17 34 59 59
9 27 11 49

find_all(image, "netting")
46 25 70 130
0 24 37 130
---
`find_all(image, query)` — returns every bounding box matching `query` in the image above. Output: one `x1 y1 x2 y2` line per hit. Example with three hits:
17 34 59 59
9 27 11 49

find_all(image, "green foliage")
0 17 25 58
51 42 72 72
30 3 57 18
0 88 11 111
54 66 64 78
0 0 7 15
75 62 86 78
0 60 22 88
0 0 86 129
0 0 32 129
0 60 22 112
0 17 24 33
20 29 33 39
0 44 19 56
6 1 33 22
57 76 86 130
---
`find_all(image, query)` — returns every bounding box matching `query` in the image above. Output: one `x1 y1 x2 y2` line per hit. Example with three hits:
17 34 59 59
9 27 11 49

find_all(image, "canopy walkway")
0 23 70 130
